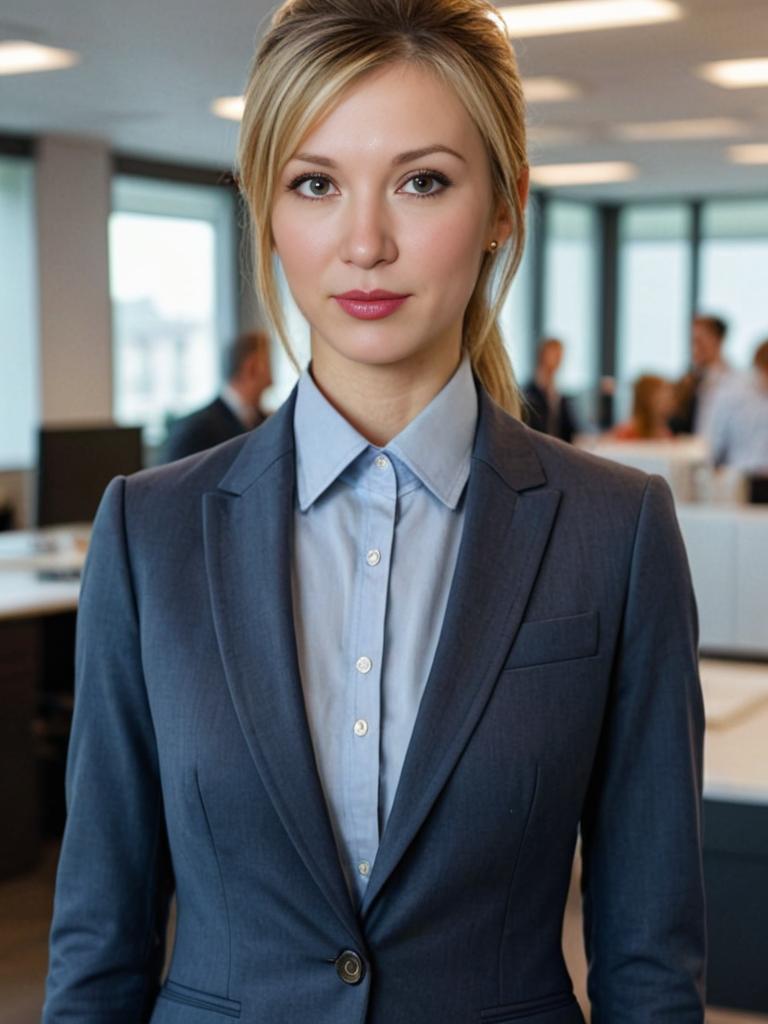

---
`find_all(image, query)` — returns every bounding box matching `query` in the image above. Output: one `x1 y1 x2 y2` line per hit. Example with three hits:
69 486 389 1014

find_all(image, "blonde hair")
237 0 528 416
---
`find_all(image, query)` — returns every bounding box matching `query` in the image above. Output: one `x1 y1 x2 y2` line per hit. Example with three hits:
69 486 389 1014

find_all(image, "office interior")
0 1 767 1021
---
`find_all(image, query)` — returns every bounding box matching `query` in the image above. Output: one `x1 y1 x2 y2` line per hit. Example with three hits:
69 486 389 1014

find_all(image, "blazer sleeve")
43 476 174 1024
580 474 706 1022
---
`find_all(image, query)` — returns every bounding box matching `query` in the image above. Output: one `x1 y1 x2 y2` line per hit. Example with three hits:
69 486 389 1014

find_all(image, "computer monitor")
37 425 144 526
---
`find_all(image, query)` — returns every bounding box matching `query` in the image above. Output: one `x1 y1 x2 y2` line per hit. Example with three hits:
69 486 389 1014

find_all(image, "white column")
36 135 113 424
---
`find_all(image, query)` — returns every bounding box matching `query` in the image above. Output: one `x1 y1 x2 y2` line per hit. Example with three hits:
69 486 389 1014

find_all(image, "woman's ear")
489 167 529 250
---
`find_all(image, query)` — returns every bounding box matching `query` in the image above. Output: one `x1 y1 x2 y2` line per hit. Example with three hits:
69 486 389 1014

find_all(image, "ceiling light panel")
211 96 245 122
523 77 581 102
699 58 768 89
615 118 751 141
498 1 683 38
0 41 79 75
531 161 638 186
527 125 584 147
728 144 768 164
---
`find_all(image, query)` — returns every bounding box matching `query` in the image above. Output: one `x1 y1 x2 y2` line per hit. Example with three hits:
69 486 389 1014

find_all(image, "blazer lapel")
360 390 561 917
202 396 363 945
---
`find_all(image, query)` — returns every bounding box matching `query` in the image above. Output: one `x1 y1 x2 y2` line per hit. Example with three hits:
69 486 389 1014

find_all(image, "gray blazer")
44 381 706 1024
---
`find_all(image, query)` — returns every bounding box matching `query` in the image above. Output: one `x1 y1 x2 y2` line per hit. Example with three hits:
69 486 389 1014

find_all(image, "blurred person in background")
162 330 272 462
670 314 733 436
522 336 578 443
612 374 676 441
708 338 768 476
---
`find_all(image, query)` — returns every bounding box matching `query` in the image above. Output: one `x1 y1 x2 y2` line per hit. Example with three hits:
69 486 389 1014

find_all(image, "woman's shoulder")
126 430 254 506
500 408 650 494
532 426 649 493
124 396 296 513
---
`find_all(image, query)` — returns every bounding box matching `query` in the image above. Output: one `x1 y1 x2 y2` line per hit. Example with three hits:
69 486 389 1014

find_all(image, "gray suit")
44 381 706 1023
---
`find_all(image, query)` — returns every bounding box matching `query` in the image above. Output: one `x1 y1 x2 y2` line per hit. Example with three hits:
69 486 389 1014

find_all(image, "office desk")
677 504 768 657
0 527 85 619
0 527 86 878
701 660 768 1015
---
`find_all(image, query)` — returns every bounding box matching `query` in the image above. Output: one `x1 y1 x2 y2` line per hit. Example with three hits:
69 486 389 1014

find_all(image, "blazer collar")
215 378 547 499
215 387 297 496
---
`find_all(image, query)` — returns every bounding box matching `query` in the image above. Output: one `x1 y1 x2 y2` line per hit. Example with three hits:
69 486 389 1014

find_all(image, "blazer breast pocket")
502 610 599 671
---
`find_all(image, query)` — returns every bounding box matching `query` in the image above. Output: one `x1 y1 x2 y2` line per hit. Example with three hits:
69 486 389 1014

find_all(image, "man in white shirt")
671 315 733 436
709 339 768 479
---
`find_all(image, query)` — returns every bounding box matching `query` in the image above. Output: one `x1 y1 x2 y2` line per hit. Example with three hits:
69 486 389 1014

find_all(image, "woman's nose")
338 197 398 269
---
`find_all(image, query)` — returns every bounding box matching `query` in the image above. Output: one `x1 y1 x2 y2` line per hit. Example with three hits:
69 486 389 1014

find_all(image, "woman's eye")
401 173 449 197
291 175 336 199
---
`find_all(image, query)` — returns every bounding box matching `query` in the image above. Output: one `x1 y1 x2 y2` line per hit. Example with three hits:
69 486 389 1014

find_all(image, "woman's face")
271 61 519 376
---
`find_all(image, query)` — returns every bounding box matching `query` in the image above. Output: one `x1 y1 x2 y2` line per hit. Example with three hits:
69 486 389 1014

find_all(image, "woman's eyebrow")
291 144 466 167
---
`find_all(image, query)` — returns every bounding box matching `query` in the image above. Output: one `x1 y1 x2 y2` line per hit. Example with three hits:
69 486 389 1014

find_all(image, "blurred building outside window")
109 176 237 446
616 203 693 421
0 156 39 470
699 199 768 374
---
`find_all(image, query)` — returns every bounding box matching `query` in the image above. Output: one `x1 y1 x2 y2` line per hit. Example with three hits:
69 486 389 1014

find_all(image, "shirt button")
374 454 389 470
353 719 368 737
358 861 370 877
355 656 372 674
366 549 381 566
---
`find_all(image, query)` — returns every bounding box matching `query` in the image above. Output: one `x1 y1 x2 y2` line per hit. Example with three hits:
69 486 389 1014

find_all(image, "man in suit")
522 337 578 444
162 330 271 462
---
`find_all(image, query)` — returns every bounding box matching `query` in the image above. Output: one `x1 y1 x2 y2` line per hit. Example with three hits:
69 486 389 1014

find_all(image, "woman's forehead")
288 62 484 165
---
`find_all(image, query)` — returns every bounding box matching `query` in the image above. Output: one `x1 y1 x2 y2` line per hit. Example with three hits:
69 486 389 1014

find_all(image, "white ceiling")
1 0 768 200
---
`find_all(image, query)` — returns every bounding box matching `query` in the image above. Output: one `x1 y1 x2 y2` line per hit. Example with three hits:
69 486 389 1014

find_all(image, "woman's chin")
314 334 436 371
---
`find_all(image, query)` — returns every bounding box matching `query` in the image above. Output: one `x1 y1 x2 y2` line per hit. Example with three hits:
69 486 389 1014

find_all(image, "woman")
611 374 676 440
44 1 706 1022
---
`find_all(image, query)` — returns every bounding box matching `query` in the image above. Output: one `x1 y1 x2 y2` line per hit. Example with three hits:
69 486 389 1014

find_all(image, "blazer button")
335 950 364 985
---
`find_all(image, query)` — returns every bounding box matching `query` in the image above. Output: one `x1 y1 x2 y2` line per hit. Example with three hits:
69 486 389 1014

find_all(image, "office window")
617 204 692 393
699 199 768 371
542 200 598 394
0 157 38 469
109 176 237 443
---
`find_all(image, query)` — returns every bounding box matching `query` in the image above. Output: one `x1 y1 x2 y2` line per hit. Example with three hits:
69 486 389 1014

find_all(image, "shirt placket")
343 449 398 904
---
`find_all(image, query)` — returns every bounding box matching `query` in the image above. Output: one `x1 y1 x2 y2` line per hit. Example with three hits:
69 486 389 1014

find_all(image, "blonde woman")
44 2 706 1022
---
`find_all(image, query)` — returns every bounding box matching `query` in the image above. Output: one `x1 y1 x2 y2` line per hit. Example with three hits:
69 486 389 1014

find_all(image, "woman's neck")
309 342 463 447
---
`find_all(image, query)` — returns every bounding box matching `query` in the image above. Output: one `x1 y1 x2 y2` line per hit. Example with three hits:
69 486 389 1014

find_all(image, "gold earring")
488 240 499 253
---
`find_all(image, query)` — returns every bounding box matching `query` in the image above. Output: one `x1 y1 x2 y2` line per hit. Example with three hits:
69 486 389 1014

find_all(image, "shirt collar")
294 352 478 512
387 353 476 509
293 372 370 511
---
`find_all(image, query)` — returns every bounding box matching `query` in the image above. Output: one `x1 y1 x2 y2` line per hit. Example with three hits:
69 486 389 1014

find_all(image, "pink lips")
333 289 410 321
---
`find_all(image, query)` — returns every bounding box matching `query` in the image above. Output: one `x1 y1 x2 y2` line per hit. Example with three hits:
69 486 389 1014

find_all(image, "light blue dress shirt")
291 353 477 905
